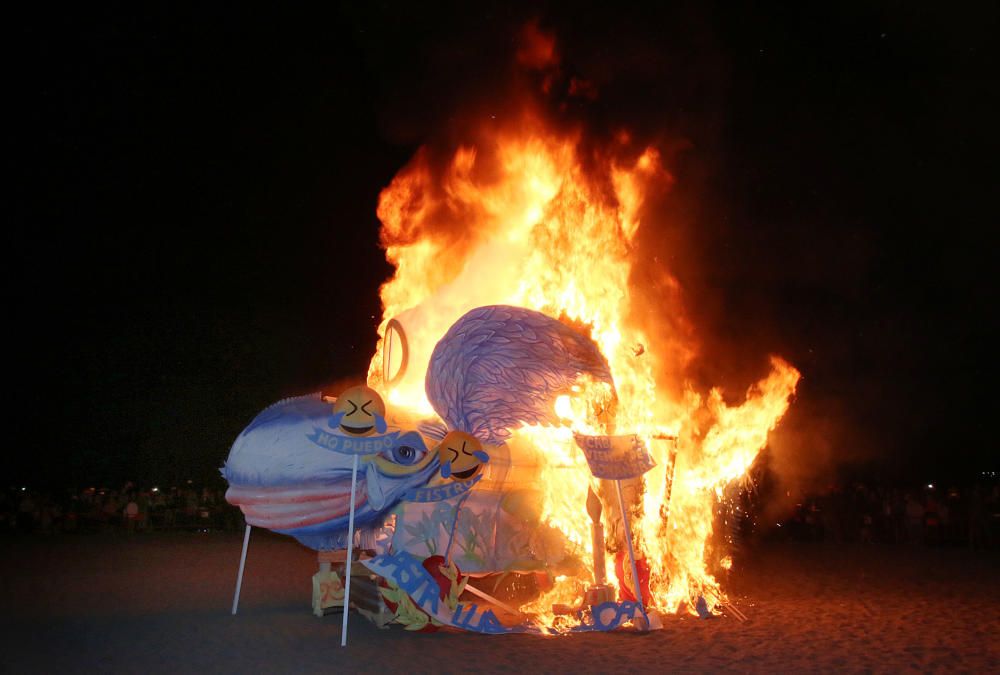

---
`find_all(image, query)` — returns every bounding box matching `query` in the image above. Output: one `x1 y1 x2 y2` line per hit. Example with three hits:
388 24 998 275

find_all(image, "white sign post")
231 523 252 615
340 454 360 647
574 434 655 629
614 480 647 626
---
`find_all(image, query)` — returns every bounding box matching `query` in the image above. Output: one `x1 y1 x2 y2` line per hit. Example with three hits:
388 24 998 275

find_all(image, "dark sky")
8 2 995 490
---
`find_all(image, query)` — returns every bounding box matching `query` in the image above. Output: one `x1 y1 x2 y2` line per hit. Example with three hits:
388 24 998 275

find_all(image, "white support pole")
231 523 252 615
340 454 360 647
615 479 648 626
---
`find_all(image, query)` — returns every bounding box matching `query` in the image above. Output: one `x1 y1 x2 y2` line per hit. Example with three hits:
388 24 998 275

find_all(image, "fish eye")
387 444 425 466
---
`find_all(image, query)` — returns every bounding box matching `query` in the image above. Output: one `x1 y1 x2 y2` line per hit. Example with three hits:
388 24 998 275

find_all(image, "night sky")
9 2 995 491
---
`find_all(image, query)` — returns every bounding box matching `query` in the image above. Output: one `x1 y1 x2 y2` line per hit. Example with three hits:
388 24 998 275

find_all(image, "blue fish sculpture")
223 394 438 551
224 305 615 556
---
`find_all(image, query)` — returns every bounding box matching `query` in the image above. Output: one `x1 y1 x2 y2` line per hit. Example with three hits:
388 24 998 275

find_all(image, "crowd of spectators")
766 478 1000 549
5 476 999 552
0 483 244 535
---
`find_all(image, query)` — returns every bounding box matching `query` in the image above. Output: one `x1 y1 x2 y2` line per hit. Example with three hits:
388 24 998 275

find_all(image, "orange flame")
365 102 799 621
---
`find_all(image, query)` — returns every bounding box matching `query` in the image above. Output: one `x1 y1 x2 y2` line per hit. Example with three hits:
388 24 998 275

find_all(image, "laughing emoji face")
330 385 387 436
436 430 490 482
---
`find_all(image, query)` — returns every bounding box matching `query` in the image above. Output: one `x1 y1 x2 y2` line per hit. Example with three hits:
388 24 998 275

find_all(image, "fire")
365 99 799 620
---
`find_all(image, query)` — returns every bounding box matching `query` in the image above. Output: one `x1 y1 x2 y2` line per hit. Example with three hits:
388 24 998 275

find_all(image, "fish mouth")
340 424 374 435
226 482 367 531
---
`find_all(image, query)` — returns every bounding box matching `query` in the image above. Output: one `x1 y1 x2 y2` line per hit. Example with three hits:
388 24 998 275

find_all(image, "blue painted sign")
573 434 655 480
362 551 540 634
307 429 400 455
364 551 443 615
403 474 482 502
363 551 650 633
585 601 645 631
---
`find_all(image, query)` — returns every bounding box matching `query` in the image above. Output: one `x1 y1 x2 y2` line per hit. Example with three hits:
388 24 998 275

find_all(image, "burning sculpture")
225 305 663 633
224 27 801 633
224 305 611 557
223 394 437 551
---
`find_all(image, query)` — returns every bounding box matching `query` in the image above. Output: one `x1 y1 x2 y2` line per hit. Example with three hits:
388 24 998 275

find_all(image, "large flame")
365 103 799 621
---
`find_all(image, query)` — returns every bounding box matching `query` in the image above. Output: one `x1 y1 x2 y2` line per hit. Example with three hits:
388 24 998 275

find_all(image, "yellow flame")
365 110 800 621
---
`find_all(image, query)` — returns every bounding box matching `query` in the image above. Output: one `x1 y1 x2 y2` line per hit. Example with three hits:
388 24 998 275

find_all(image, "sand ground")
1 530 997 673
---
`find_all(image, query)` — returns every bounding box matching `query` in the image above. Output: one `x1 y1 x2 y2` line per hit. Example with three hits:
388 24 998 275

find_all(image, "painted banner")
363 550 649 633
307 430 401 455
403 474 481 502
573 434 655 480
362 551 538 634
572 600 646 632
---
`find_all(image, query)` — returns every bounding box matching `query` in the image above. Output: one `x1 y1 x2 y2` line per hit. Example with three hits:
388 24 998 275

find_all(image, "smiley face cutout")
330 385 387 436
436 430 490 482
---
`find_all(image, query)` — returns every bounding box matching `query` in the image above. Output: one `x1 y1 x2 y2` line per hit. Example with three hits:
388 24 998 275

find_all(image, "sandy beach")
2 530 997 673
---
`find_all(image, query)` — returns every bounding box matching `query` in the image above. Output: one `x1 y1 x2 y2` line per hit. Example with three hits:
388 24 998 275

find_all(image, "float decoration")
223 307 668 636
222 292 796 636
223 40 803 632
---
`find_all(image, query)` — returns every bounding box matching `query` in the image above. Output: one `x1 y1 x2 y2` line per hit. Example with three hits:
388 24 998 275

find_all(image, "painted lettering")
409 578 440 615
590 601 642 630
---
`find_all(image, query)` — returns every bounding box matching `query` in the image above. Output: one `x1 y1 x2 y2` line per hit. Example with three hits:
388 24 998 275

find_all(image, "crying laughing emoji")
436 430 490 482
330 385 387 436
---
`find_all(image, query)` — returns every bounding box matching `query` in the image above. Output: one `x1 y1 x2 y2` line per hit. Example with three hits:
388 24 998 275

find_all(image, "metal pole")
231 523 252 615
615 479 648 627
340 455 360 647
